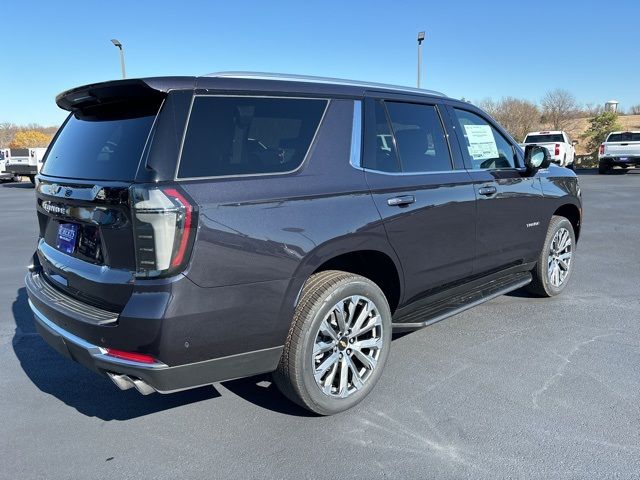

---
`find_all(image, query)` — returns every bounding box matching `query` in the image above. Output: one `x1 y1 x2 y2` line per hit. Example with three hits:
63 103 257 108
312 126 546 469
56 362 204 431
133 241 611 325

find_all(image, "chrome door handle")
478 186 497 196
387 195 415 207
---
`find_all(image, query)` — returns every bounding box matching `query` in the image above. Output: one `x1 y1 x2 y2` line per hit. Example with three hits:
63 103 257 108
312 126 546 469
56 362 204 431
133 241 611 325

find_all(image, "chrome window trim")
204 71 446 97
362 167 469 176
349 100 363 169
174 95 330 181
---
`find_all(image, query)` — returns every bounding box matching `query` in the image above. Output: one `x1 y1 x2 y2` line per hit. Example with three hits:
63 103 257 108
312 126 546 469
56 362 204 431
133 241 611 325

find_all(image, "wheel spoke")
314 351 339 381
334 306 347 333
353 314 382 337
354 337 382 350
314 339 335 356
322 360 339 394
319 319 339 342
346 296 359 328
345 356 363 390
350 302 371 335
338 358 349 397
352 348 377 370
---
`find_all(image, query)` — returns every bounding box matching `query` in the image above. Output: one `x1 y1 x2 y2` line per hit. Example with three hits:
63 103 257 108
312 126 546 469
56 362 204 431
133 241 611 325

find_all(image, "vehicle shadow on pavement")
221 376 315 417
1 182 34 189
11 288 220 421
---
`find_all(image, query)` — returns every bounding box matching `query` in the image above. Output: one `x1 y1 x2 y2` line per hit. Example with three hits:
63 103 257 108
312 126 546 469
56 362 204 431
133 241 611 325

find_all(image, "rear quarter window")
177 96 327 178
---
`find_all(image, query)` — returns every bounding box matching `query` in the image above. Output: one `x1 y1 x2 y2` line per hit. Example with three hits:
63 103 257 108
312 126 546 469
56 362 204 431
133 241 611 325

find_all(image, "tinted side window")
452 109 516 170
178 97 327 178
385 102 452 173
363 100 400 172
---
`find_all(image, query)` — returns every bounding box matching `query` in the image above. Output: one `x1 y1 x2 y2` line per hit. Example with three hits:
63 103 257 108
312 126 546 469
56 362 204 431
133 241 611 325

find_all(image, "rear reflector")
105 348 156 364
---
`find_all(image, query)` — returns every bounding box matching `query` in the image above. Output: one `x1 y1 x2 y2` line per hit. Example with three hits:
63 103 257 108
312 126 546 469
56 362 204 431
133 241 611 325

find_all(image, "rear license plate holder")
56 223 78 254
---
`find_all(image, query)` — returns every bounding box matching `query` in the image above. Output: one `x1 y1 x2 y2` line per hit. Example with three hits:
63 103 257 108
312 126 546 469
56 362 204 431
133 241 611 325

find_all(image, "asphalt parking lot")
1 171 638 479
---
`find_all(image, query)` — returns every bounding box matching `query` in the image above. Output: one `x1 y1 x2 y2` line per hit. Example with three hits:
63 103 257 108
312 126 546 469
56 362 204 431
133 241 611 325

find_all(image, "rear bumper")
6 164 36 176
25 269 284 393
599 156 640 167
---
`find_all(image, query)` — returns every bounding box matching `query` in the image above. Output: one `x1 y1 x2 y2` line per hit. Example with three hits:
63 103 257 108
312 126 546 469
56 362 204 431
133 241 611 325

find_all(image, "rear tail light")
555 144 560 156
130 185 197 278
599 144 605 155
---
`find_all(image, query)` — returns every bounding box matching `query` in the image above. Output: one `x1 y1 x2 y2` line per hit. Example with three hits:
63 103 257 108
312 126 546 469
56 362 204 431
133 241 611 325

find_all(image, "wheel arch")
553 203 581 241
311 250 402 314
285 238 405 318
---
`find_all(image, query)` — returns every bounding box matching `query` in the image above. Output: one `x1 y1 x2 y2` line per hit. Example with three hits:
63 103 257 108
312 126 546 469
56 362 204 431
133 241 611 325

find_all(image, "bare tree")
0 122 59 148
629 104 640 115
0 122 18 149
541 89 578 130
582 103 603 117
479 97 541 141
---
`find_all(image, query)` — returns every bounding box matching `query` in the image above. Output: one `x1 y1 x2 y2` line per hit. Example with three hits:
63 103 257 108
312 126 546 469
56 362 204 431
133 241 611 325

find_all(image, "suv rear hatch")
35 79 196 312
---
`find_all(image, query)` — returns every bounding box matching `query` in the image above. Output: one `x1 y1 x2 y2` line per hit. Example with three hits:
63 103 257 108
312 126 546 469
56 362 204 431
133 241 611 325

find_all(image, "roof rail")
203 71 446 97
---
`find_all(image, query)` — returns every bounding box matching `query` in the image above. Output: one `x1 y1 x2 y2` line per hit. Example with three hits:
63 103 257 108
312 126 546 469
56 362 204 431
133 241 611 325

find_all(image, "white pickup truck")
598 131 640 174
0 148 17 182
4 147 47 183
520 131 577 169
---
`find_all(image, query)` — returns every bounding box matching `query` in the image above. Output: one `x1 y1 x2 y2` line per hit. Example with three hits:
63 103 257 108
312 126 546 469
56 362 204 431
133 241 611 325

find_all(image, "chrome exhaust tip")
107 372 156 395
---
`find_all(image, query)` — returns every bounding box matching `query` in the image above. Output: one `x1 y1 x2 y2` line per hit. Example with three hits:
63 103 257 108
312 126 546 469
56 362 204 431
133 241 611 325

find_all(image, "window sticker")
463 124 499 160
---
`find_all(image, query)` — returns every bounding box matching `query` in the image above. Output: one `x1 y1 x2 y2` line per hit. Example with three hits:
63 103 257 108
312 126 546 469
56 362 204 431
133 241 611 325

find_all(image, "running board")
392 271 532 332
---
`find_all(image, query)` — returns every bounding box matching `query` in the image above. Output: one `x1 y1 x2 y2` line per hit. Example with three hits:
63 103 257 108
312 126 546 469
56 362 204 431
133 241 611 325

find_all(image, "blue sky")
2 0 638 126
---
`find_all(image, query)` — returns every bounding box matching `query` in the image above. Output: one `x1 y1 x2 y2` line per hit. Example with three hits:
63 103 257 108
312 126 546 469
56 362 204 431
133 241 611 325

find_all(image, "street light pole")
417 31 425 88
110 39 126 79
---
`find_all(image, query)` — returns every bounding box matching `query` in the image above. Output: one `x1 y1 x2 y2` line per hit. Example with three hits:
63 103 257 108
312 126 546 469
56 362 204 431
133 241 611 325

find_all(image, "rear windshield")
607 132 640 142
178 96 327 178
41 113 156 181
524 134 564 144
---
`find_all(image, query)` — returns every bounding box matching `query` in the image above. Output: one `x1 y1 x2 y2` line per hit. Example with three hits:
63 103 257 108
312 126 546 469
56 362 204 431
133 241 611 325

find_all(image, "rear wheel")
527 216 575 297
598 162 610 174
274 270 391 415
28 175 35 185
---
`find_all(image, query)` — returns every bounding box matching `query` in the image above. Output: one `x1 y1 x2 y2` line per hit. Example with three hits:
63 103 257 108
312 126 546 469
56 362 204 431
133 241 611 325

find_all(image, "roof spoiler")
56 77 196 112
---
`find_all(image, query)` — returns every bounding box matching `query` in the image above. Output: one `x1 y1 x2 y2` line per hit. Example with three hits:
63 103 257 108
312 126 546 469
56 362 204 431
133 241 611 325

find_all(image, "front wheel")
527 216 576 297
274 270 392 415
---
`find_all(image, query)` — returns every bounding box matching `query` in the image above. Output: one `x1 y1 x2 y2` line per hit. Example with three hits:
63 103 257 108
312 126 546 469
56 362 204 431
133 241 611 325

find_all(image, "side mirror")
572 140 579 146
524 145 550 173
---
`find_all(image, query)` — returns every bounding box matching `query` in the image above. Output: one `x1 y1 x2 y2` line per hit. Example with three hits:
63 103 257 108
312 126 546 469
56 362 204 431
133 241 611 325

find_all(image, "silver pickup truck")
599 131 640 174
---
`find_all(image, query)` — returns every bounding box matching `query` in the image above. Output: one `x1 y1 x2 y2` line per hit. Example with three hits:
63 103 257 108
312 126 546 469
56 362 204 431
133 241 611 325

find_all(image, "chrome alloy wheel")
548 227 573 288
312 295 383 398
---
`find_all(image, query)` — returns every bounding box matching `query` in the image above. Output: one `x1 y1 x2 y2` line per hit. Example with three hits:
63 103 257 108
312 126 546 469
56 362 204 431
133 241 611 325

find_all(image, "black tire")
28 175 35 185
598 163 610 174
527 216 576 297
273 270 392 415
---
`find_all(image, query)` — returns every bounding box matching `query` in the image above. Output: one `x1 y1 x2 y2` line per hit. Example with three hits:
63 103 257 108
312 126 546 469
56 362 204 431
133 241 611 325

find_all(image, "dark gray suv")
26 73 581 414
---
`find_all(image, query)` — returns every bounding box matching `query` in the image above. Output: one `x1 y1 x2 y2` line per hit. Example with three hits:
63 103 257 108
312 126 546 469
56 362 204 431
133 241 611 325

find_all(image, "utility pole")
417 31 425 88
